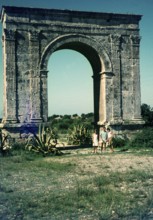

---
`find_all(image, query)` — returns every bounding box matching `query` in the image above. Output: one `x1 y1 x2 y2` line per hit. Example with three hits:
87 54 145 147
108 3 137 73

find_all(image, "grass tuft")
0 149 153 219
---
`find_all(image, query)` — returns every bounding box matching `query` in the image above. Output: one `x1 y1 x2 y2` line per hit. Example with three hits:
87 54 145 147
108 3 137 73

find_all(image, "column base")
97 118 123 126
0 122 40 139
30 118 43 123
2 118 18 124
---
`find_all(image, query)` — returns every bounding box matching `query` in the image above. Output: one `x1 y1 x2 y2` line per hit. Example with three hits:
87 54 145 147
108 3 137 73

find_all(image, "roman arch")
0 6 144 136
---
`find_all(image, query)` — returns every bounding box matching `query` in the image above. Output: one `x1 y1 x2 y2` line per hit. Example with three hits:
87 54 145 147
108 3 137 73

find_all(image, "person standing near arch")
92 129 98 153
107 127 114 152
99 126 107 152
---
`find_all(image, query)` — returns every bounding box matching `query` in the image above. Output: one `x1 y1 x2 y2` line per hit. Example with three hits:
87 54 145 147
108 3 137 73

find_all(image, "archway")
39 34 112 124
0 6 144 137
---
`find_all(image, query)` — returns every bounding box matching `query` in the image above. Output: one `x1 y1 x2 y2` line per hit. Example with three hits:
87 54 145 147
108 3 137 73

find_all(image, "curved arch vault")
0 6 144 136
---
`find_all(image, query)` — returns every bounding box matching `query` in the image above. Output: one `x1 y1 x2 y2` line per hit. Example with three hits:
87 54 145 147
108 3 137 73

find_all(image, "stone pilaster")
29 31 42 122
2 29 18 123
40 70 48 122
98 72 106 124
104 72 114 121
110 35 123 124
130 35 143 121
98 71 114 125
92 73 100 125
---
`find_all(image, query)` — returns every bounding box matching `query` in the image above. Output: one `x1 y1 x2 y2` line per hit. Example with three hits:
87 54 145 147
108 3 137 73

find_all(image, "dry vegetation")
1 147 153 219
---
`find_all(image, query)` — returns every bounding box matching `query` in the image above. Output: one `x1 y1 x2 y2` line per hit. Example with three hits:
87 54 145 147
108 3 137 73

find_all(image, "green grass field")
0 148 153 220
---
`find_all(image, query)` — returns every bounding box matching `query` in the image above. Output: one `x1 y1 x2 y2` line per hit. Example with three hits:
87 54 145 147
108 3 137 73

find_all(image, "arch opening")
47 49 93 116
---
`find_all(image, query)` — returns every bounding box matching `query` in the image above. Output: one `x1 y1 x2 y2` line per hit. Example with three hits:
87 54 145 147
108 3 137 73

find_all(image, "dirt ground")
48 147 153 175
43 147 153 219
1 147 153 220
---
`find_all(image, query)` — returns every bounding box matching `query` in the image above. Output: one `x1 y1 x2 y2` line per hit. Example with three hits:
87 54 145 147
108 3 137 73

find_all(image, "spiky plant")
68 124 92 146
25 124 63 156
0 129 12 156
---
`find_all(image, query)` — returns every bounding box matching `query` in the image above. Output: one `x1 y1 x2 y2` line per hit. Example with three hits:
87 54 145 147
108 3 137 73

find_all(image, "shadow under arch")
39 34 113 124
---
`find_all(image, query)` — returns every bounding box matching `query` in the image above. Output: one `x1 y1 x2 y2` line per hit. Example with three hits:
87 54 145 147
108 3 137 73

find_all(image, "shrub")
128 127 153 148
0 129 12 156
68 124 92 146
112 136 129 148
141 104 153 125
47 113 94 135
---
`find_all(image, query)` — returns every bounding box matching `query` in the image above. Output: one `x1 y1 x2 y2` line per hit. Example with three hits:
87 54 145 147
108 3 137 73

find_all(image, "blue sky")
0 0 153 117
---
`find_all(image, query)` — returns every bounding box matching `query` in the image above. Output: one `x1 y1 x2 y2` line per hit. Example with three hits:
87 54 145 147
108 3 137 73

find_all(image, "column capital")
110 34 121 46
29 30 40 42
40 70 49 78
4 29 16 41
130 35 141 46
30 69 41 78
100 71 114 79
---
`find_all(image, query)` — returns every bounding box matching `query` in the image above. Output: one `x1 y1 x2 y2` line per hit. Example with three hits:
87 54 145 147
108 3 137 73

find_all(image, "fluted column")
2 29 18 123
98 72 106 124
110 35 123 123
130 35 143 121
29 31 42 122
98 71 114 125
40 70 48 122
92 73 100 125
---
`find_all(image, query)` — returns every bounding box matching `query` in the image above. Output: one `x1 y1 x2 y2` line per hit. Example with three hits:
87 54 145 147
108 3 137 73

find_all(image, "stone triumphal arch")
0 6 144 136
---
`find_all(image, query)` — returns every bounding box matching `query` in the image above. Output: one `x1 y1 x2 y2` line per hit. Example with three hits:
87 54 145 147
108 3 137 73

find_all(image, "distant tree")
59 122 69 130
48 115 60 121
52 114 60 118
85 112 94 118
63 115 71 119
72 114 78 118
81 113 86 120
141 104 153 126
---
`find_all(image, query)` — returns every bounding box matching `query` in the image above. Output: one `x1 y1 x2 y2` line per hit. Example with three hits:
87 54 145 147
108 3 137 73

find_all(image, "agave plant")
25 124 63 156
0 129 12 156
68 124 92 146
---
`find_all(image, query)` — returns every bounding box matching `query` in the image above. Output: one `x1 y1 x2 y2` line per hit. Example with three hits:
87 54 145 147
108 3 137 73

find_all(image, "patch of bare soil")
47 147 153 175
